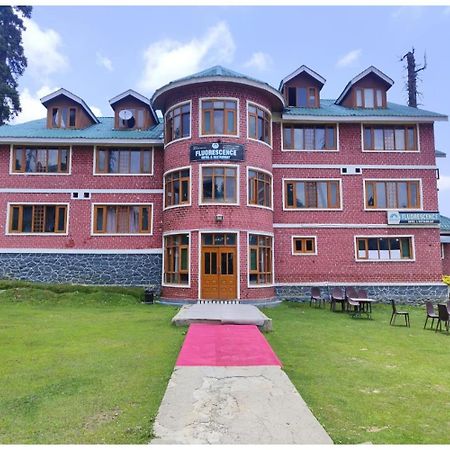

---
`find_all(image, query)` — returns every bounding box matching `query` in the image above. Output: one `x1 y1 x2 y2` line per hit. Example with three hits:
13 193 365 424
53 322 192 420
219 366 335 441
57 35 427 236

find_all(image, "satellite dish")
119 109 133 120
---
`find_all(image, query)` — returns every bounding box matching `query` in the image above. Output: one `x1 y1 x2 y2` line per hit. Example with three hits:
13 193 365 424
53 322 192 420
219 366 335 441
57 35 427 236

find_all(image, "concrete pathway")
151 323 333 444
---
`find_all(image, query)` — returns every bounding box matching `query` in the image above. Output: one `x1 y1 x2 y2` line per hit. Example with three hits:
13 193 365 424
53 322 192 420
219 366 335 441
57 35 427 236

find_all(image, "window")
95 148 152 174
13 146 69 173
248 169 272 208
164 168 190 207
293 237 316 255
249 234 272 285
9 204 67 233
51 107 77 128
165 102 190 143
201 99 237 135
283 125 336 150
285 180 341 209
287 87 318 107
365 180 420 209
117 108 145 129
363 126 417 151
355 88 384 108
356 237 413 260
202 166 237 203
164 234 189 285
248 103 271 144
93 205 152 234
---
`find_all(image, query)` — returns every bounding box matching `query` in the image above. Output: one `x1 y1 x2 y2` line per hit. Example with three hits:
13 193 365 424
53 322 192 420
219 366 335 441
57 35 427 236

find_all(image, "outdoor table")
349 297 376 319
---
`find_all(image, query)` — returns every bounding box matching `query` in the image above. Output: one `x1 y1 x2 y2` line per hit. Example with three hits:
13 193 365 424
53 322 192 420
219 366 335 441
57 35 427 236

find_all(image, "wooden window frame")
165 101 191 144
8 204 68 234
12 146 70 174
164 168 190 208
247 102 271 145
248 168 272 208
284 180 341 210
164 234 189 286
363 125 418 152
355 88 385 109
364 180 421 210
93 204 152 235
249 234 273 285
201 99 238 136
286 87 319 108
201 165 238 204
95 147 153 175
50 106 77 129
292 237 317 255
356 236 414 261
282 124 337 151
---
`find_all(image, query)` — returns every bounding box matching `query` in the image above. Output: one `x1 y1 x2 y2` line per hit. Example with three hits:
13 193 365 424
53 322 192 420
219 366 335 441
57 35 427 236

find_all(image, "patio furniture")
330 287 346 312
390 300 410 327
436 304 450 334
310 287 323 308
347 296 362 318
424 301 438 330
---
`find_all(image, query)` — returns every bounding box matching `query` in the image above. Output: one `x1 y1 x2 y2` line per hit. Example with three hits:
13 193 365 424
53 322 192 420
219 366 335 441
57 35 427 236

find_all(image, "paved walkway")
151 323 333 444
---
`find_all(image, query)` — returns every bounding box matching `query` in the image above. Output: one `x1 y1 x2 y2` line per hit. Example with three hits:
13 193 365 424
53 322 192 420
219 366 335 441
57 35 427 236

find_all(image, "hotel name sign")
190 143 245 162
387 211 440 225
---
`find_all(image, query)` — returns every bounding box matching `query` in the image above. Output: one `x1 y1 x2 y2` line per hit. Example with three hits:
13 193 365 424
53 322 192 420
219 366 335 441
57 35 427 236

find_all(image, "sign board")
190 143 244 162
387 211 440 225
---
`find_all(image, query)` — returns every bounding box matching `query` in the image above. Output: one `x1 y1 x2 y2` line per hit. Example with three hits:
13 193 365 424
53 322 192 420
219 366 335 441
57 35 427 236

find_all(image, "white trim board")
0 188 163 194
273 223 440 229
272 164 437 170
280 115 447 123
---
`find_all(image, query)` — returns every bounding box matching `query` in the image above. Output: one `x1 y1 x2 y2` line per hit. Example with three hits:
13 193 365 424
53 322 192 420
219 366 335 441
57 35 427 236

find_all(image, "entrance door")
201 233 237 300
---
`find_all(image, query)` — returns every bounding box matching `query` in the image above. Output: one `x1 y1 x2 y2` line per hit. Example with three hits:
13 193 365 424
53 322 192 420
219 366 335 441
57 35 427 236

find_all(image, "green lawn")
263 302 450 444
0 282 184 444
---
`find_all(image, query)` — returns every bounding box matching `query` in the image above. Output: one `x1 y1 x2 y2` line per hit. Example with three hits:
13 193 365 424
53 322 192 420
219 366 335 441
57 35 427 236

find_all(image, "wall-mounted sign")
190 143 244 162
387 211 440 225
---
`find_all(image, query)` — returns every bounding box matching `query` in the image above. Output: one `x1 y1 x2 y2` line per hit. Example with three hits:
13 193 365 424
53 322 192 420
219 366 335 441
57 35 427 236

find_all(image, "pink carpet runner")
176 324 282 367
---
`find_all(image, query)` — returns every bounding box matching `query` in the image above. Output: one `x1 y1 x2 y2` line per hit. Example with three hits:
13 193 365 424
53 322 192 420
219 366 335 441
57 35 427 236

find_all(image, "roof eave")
0 137 164 145
279 65 326 91
109 90 159 124
281 114 448 123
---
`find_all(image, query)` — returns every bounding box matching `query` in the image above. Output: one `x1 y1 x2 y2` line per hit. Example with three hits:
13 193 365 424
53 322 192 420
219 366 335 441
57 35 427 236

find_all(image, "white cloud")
336 49 362 68
90 105 103 117
438 175 450 192
22 18 69 79
14 85 57 124
391 6 424 21
443 6 450 15
96 52 113 72
244 52 272 71
138 21 235 94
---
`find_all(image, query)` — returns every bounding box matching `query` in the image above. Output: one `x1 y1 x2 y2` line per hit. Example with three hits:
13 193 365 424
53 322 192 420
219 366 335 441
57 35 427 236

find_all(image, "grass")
262 301 450 444
0 282 185 444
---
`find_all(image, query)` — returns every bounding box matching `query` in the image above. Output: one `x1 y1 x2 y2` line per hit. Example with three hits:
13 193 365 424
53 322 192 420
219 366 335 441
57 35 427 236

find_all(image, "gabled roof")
279 65 326 91
40 88 99 124
436 150 446 158
335 66 394 105
152 65 285 110
109 89 159 123
440 215 450 233
0 117 163 143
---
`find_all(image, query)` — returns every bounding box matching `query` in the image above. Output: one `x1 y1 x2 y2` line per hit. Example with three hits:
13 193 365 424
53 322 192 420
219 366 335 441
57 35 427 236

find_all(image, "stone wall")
0 253 162 288
276 284 449 305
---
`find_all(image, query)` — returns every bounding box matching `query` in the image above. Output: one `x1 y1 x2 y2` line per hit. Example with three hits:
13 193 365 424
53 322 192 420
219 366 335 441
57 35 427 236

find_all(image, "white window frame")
199 163 240 206
6 202 70 236
198 97 240 138
163 100 192 148
92 145 154 176
282 178 343 211
246 166 273 211
162 230 191 289
247 231 275 288
163 165 192 211
280 122 340 152
360 123 420 153
291 235 318 256
9 144 73 176
353 235 416 262
246 100 272 148
90 202 153 236
362 178 423 211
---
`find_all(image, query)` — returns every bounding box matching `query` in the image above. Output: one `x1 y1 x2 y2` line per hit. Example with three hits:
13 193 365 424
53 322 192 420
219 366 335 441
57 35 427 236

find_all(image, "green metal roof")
0 117 163 141
173 65 263 84
440 215 450 232
283 99 447 119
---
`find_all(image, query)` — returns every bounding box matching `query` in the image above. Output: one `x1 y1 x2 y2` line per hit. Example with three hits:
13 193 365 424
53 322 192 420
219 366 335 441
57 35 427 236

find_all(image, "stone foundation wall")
0 253 162 288
276 284 449 305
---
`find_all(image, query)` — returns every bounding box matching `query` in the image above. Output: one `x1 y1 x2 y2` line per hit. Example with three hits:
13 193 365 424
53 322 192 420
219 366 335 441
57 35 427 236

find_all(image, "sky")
12 5 450 216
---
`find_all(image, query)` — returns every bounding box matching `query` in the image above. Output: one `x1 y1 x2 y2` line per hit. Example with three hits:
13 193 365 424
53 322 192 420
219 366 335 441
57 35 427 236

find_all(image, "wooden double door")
201 233 237 300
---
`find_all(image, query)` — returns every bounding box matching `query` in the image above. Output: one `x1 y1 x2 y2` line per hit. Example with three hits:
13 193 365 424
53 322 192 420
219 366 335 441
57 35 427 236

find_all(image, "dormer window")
51 107 76 128
355 88 384 108
287 87 318 108
117 108 145 129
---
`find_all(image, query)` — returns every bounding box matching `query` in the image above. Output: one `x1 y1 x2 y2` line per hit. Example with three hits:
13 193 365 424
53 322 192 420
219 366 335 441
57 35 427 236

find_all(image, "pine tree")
0 6 32 125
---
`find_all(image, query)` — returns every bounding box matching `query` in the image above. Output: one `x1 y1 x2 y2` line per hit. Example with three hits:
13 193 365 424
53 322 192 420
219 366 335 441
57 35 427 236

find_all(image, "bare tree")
401 47 427 108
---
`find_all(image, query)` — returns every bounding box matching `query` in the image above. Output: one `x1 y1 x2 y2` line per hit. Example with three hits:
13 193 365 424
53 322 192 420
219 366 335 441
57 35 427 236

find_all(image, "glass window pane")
214 234 224 245
226 234 236 245
297 88 307 107
368 238 379 259
384 129 395 150
182 112 190 137
15 149 23 171
407 128 416 150
48 150 58 173
214 176 224 200
286 183 294 206
143 151 151 173
316 127 325 150
317 182 328 208
97 150 106 172
409 182 419 208
96 207 104 231
294 128 303 150
203 234 213 245
203 176 212 199
326 127 335 149
69 108 76 127
60 149 68 172
180 248 188 271
288 87 296 106
57 208 66 232
401 238 411 258
295 183 305 207
52 108 59 127
61 108 68 128
376 183 386 208
25 149 36 172
136 110 145 128
374 129 384 149
23 206 32 232
366 183 375 207
227 111 235 133
329 182 338 207
214 110 224 134
11 207 20 231
395 129 405 150
119 150 130 173
386 182 397 208
226 177 235 201
304 128 314 150
364 128 372 150
356 90 363 107
376 90 383 107
283 127 291 148
379 238 390 259
36 149 47 172
44 206 56 232
250 248 257 271
364 89 374 108
397 182 408 208
109 150 119 173
141 207 149 231
203 111 211 133
390 238 401 259
295 240 302 252
130 151 141 173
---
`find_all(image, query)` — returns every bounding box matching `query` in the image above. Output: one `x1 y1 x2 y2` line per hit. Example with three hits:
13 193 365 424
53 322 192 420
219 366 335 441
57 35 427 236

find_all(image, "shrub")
443 275 450 286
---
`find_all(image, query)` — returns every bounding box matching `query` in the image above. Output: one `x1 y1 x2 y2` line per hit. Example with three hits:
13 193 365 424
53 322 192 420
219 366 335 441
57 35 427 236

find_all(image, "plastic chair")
424 301 438 330
330 287 346 312
390 300 410 327
436 304 450 334
310 287 323 308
